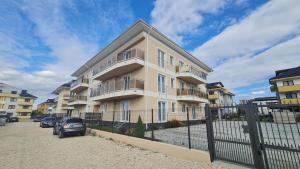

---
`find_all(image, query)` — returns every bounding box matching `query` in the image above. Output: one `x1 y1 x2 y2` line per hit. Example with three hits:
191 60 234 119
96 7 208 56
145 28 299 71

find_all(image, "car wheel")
81 131 86 136
53 128 57 135
58 130 64 138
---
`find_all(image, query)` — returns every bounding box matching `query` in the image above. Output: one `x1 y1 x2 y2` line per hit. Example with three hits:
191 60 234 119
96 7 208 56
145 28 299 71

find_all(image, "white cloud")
208 35 300 90
193 0 300 67
251 90 265 95
151 0 228 44
0 0 134 106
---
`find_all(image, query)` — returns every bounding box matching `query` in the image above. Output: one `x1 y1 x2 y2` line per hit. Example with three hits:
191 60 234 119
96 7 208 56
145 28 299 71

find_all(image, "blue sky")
0 0 300 106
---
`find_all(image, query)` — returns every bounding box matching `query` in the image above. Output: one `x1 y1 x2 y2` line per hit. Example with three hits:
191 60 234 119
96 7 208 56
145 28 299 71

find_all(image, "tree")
135 116 145 138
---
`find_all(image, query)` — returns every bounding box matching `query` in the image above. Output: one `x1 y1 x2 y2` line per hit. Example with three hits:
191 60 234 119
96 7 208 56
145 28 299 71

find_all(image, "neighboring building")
239 100 251 105
269 66 300 104
37 99 56 114
207 82 235 119
70 20 212 124
52 82 74 115
250 96 278 114
0 83 37 119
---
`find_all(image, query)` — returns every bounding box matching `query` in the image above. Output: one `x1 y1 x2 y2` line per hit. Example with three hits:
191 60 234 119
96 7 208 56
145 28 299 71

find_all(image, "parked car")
40 117 56 128
9 117 19 122
0 117 6 126
53 117 86 138
33 116 44 122
0 115 9 122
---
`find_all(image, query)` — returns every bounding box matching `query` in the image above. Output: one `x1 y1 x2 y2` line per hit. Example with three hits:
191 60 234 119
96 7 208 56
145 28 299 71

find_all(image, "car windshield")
66 118 83 123
45 117 55 121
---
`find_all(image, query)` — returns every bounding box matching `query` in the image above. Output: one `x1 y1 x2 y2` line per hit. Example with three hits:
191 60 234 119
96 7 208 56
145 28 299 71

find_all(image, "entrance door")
120 101 129 122
158 101 166 122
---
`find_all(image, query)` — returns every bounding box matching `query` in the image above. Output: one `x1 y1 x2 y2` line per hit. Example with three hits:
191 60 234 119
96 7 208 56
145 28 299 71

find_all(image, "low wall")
87 128 210 163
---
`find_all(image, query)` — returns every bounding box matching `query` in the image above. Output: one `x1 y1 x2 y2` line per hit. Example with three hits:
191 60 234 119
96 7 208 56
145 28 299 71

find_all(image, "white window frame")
171 78 175 88
157 74 166 94
158 101 167 122
171 102 176 113
170 55 174 65
182 104 186 113
158 49 165 68
120 100 129 122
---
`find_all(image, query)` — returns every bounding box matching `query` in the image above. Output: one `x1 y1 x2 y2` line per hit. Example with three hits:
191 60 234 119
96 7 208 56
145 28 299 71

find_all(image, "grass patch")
91 126 120 133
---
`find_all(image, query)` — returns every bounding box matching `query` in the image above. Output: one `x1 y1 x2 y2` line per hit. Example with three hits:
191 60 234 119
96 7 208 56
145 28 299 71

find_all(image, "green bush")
165 119 182 128
134 116 145 138
296 115 300 122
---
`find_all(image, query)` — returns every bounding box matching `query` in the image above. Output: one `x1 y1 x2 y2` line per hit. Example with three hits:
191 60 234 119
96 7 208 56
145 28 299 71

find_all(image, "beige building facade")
70 20 212 123
52 82 74 114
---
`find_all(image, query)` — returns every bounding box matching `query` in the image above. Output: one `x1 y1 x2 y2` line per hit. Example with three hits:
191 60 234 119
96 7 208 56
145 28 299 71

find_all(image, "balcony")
176 65 207 84
278 84 300 93
68 96 87 106
70 78 89 93
61 104 74 110
281 98 300 104
177 89 208 103
91 79 144 101
17 101 33 106
209 103 220 108
16 108 32 113
270 85 276 92
208 94 219 100
92 48 145 81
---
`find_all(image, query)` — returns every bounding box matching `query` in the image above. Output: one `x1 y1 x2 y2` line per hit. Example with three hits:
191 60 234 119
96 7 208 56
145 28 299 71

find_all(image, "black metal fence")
206 103 300 169
81 107 208 151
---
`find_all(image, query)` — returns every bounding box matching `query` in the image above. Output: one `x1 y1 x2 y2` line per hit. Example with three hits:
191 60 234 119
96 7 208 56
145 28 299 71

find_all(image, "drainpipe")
145 26 153 130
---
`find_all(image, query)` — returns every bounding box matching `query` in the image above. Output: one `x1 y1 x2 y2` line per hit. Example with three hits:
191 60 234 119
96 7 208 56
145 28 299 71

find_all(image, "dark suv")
53 117 86 138
40 117 56 128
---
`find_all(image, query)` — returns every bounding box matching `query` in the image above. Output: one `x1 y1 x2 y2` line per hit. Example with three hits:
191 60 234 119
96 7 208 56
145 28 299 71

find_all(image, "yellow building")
269 66 300 105
0 83 37 119
37 99 56 114
52 82 74 115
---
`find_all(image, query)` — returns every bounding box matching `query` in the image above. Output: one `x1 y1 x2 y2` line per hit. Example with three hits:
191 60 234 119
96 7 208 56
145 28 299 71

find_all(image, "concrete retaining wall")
87 128 210 163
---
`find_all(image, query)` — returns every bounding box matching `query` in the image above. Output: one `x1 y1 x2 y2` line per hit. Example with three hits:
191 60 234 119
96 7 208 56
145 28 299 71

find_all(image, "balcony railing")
177 88 208 99
92 48 145 76
71 78 89 88
176 65 207 80
90 79 144 97
69 95 87 102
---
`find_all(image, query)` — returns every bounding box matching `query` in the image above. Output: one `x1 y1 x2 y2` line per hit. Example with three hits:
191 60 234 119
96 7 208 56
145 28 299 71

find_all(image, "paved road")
0 122 235 169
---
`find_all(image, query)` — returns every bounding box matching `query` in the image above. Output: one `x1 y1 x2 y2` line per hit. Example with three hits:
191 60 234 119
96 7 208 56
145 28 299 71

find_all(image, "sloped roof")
206 82 224 89
270 66 300 81
71 19 212 77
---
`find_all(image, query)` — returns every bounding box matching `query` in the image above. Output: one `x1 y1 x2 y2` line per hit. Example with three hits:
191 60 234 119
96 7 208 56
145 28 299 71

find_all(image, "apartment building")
0 83 37 119
70 20 212 124
52 82 74 115
37 99 56 114
207 82 235 119
269 66 300 105
250 96 278 114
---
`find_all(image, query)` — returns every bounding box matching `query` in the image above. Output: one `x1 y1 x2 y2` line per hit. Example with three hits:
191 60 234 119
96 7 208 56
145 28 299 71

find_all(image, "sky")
0 0 300 107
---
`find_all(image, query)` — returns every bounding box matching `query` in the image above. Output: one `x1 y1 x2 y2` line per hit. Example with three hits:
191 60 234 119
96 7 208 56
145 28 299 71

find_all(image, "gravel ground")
0 122 240 169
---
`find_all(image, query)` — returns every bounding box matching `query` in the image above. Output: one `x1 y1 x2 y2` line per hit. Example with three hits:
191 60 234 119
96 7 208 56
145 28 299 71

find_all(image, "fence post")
100 111 103 129
186 107 191 149
151 109 154 140
112 110 115 133
128 110 131 135
205 104 215 162
91 113 94 128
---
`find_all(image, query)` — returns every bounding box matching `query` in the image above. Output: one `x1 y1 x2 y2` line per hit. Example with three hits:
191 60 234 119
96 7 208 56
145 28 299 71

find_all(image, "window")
286 93 297 99
25 98 31 102
10 98 17 102
209 91 214 95
8 105 15 109
0 90 2 93
158 49 165 68
283 80 294 86
158 74 166 94
179 61 184 67
170 56 174 65
158 101 166 121
11 91 17 94
172 102 176 113
180 81 185 90
23 105 30 109
182 104 186 112
211 100 216 104
171 78 175 88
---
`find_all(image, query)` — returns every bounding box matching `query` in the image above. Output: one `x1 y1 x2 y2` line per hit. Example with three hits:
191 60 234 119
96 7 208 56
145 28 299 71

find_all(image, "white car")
0 118 6 126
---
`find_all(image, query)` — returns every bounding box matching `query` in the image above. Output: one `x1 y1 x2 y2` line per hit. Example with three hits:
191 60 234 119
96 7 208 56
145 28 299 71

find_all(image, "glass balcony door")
120 101 129 122
158 101 166 122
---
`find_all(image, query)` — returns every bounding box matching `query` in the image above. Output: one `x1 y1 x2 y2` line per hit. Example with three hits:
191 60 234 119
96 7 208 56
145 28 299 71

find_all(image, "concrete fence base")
87 128 210 163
